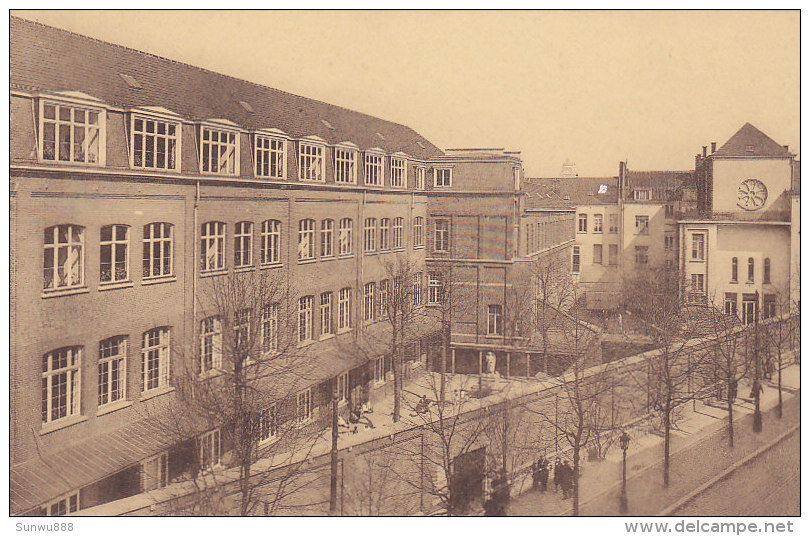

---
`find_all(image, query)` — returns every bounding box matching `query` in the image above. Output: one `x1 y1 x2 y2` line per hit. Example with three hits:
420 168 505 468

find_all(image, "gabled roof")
713 123 793 158
10 17 443 159
524 176 619 208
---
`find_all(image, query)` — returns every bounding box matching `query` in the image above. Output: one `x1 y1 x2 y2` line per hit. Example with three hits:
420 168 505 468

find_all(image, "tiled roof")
9 17 443 159
713 123 793 158
625 169 693 202
524 176 619 208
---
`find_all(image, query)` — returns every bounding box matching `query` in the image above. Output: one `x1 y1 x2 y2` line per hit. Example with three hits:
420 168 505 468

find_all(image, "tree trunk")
392 324 401 423
572 445 580 516
777 351 783 419
440 339 447 404
727 390 734 448
663 401 671 487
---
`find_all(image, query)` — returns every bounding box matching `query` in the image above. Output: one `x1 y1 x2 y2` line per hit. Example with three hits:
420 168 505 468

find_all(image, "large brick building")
9 17 574 515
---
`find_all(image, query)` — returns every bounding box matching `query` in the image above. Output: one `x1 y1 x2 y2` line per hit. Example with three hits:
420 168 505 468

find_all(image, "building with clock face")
679 123 799 322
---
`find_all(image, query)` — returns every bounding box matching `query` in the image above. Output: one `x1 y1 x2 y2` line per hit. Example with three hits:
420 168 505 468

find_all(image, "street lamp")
619 431 631 514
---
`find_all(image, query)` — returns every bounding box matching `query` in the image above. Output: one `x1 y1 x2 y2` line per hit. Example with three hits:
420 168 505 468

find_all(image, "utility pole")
329 387 339 514
753 291 762 433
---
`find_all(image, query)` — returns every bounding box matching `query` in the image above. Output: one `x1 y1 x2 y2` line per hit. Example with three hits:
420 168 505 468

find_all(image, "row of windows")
361 273 425 323
577 213 620 234
723 293 779 324
38 100 451 188
690 234 772 284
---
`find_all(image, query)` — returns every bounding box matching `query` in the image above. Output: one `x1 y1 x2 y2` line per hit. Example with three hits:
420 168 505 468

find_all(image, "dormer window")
390 156 407 188
131 114 180 171
434 168 452 188
200 124 239 175
746 145 755 153
634 188 651 201
299 138 325 182
255 132 287 179
334 144 358 184
39 100 105 165
364 151 384 186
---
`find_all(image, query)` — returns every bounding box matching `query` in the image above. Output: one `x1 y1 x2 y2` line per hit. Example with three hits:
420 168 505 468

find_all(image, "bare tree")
761 291 798 419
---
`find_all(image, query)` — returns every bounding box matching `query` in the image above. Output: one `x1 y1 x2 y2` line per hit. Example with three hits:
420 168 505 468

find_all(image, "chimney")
784 145 790 151
711 142 716 153
702 146 707 157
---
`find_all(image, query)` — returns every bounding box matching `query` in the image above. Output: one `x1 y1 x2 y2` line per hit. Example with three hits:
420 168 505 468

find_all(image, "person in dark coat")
531 461 540 490
553 458 563 493
539 459 550 492
560 461 573 500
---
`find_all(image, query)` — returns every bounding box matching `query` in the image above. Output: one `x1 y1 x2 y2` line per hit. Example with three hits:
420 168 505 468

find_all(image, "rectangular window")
142 327 170 392
41 492 80 516
364 282 377 322
364 153 384 186
42 347 81 424
412 272 423 307
608 244 618 266
141 453 168 492
635 216 649 235
298 296 314 343
413 217 424 247
415 167 426 190
691 233 705 261
143 223 173 278
763 294 777 319
334 147 357 183
572 245 580 273
43 224 84 290
593 214 603 233
100 224 129 283
378 279 389 320
665 204 675 218
338 218 353 256
634 246 649 265
40 101 103 164
634 189 651 201
255 135 285 178
200 316 222 372
261 303 279 352
764 258 771 284
724 293 738 317
199 429 221 470
609 214 619 233
234 309 250 353
257 404 279 443
298 219 315 261
374 356 386 383
297 389 312 423
299 142 324 181
200 126 238 175
577 214 588 233
234 221 253 268
434 168 452 187
593 244 603 265
337 372 349 403
742 295 757 325
320 292 333 336
201 222 226 272
691 273 705 293
393 217 404 249
364 218 377 253
379 218 390 250
132 115 178 170
664 235 675 250
428 272 443 305
391 158 406 187
487 305 503 336
338 288 352 330
320 219 334 258
98 336 126 407
434 218 450 253
261 220 281 265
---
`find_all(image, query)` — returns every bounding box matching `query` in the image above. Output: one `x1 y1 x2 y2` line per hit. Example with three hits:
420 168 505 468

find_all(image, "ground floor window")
40 491 80 516
257 404 279 443
199 429 221 471
141 452 169 492
297 389 313 423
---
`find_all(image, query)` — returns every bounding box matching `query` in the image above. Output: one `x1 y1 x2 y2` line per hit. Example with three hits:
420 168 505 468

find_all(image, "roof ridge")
10 16 427 136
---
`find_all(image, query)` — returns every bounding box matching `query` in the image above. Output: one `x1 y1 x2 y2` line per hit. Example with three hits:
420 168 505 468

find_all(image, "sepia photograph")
6 7 801 529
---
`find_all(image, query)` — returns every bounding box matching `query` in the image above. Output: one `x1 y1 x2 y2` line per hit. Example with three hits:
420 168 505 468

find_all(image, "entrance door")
742 295 757 325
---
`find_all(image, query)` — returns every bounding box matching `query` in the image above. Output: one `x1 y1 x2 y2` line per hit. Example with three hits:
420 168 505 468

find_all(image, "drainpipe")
192 180 200 338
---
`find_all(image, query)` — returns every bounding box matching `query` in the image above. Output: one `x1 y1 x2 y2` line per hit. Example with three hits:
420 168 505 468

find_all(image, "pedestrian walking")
539 460 550 492
553 458 562 493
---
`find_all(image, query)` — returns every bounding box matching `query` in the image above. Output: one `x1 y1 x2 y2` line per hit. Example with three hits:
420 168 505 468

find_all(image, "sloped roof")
625 170 693 202
524 176 619 208
9 16 443 159
713 123 793 158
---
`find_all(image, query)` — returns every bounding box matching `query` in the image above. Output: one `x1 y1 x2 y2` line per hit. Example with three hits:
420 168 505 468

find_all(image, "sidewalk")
507 364 800 516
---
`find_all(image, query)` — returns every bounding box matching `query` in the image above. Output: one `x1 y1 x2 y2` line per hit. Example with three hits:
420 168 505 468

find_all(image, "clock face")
737 179 768 211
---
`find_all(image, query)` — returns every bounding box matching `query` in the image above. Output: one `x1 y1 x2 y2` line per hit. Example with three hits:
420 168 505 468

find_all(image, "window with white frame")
393 217 404 249
374 357 386 383
320 219 334 258
434 168 452 187
378 279 389 320
412 272 423 307
132 115 178 170
141 453 168 492
391 157 406 187
40 101 103 164
334 146 358 184
40 492 80 516
99 224 129 284
487 305 503 336
98 336 126 407
724 293 738 317
42 346 81 424
43 224 84 291
691 273 705 293
364 282 377 322
572 245 581 273
297 389 313 423
415 166 426 190
337 372 349 403
364 218 377 253
200 316 222 373
200 126 238 175
143 222 173 278
261 303 279 352
577 214 588 233
609 214 619 233
261 220 281 266
338 287 352 330
379 218 390 250
413 216 424 247
320 292 333 336
201 222 226 272
635 246 649 265
634 189 651 201
434 218 450 253
142 327 170 392
199 429 221 470
255 135 285 179
298 219 315 261
428 272 443 305
298 296 314 343
593 214 603 233
299 142 324 181
364 152 384 186
338 218 353 256
234 309 251 353
257 404 279 443
635 216 649 235
691 233 705 261
234 221 253 268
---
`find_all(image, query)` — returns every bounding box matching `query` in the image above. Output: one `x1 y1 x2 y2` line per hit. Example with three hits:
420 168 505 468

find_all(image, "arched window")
764 258 771 284
731 257 738 282
201 222 226 272
747 257 755 282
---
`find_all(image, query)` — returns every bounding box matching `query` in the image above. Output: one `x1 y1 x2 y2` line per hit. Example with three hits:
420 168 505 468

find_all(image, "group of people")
532 456 575 499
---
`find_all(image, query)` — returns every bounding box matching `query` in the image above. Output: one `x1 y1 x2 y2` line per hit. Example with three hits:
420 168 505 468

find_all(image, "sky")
11 10 800 178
